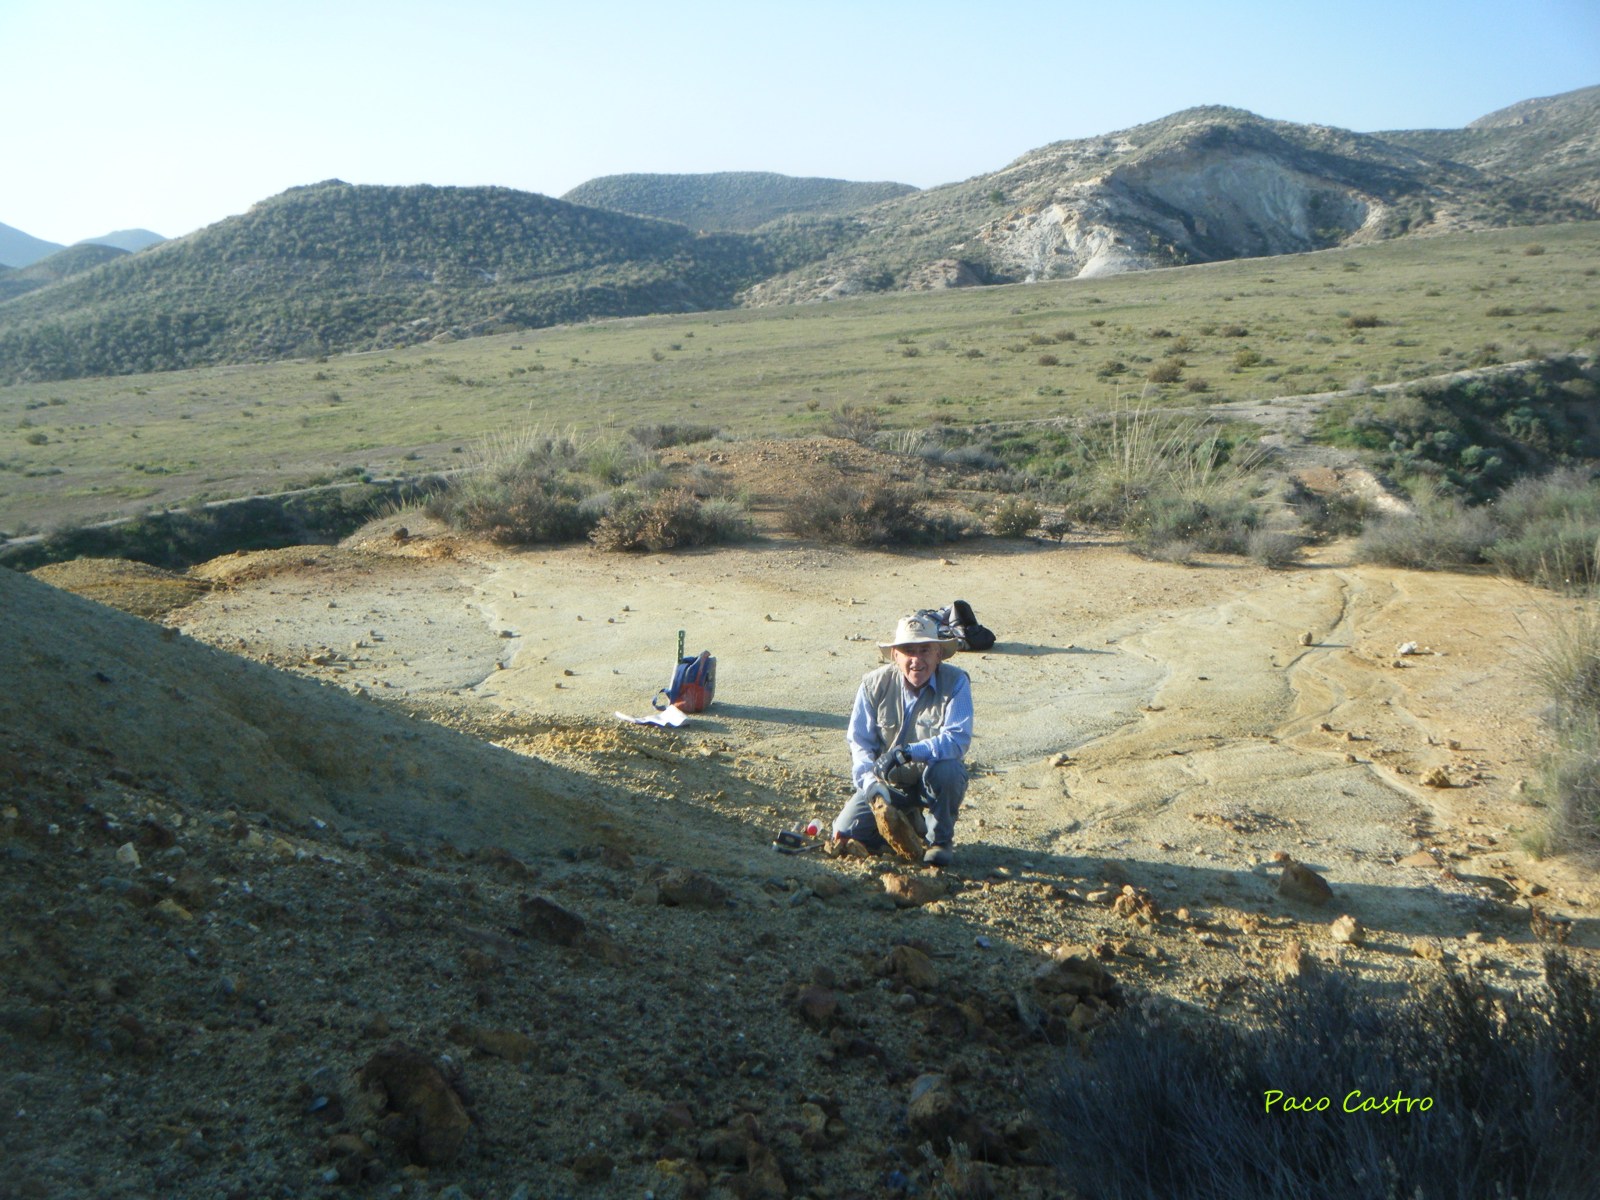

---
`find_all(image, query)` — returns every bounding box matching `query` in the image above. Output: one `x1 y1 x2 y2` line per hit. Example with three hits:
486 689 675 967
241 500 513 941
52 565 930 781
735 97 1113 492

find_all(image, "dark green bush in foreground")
1041 956 1600 1200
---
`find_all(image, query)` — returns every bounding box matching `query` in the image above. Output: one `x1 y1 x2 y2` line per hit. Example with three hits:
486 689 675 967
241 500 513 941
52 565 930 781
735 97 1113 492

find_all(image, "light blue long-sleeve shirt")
847 663 973 789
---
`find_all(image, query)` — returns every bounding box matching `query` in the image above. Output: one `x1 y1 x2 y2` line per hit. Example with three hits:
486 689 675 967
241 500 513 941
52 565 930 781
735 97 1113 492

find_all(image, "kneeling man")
831 612 972 866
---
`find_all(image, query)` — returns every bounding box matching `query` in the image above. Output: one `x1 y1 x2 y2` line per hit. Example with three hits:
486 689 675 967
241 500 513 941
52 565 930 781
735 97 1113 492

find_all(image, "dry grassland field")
3 223 1600 1199
2 223 1598 537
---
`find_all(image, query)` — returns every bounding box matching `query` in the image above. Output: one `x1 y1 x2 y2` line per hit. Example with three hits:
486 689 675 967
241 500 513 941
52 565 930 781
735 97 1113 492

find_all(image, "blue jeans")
831 758 967 850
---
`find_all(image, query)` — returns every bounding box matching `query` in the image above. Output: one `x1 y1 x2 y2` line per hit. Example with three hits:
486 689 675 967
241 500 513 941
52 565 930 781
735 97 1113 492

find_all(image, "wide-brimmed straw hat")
877 612 960 661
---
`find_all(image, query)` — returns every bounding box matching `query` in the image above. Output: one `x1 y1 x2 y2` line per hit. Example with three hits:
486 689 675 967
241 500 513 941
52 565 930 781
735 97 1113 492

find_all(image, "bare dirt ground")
4 441 1597 1199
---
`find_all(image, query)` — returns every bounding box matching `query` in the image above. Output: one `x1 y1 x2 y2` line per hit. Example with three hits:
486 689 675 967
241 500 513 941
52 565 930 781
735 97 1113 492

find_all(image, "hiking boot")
923 845 953 868
871 798 927 863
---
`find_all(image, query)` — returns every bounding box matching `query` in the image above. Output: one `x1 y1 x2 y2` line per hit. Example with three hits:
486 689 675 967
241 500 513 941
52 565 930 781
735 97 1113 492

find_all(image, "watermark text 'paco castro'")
1263 1090 1434 1115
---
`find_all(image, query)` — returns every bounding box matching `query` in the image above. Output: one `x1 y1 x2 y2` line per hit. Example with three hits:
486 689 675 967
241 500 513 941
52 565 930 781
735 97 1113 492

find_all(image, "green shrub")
627 422 719 450
1231 349 1263 369
1525 593 1600 852
1128 492 1258 556
827 404 880 442
783 479 958 546
990 496 1042 538
589 489 752 552
1354 502 1500 571
1147 361 1183 384
1247 527 1304 569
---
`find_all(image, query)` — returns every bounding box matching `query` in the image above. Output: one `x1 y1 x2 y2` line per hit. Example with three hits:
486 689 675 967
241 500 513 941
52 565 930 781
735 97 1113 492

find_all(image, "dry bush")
784 480 962 546
589 490 751 553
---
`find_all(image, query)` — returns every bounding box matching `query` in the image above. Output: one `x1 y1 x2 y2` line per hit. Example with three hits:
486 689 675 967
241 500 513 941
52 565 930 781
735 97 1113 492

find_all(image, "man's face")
891 643 941 690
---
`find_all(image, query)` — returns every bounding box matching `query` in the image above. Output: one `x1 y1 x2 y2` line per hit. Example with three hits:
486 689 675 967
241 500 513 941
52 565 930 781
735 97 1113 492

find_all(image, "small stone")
1277 860 1333 906
656 868 729 909
884 945 938 990
1112 884 1160 925
907 1073 965 1141
796 985 839 1028
1032 947 1114 998
153 898 193 924
882 873 948 908
809 875 847 901
1421 766 1453 789
358 1044 471 1166
459 1026 538 1063
1274 939 1311 980
1329 914 1365 945
571 1151 614 1184
520 896 587 946
116 843 141 868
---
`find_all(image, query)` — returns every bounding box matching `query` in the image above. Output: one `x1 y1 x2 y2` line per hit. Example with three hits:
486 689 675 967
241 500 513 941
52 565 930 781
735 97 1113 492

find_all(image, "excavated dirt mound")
4 509 1598 1198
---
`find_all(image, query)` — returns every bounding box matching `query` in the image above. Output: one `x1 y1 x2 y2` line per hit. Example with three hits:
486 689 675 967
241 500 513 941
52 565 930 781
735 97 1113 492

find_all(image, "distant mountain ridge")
561 171 917 231
0 224 164 268
0 86 1594 382
0 222 66 269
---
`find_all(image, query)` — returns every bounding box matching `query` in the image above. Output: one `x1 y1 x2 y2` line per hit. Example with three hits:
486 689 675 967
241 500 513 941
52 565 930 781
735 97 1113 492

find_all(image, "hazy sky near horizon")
4 0 1596 246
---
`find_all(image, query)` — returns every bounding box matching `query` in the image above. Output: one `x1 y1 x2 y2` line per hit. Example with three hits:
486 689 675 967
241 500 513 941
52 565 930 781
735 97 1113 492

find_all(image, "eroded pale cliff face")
971 148 1384 282
739 104 1551 306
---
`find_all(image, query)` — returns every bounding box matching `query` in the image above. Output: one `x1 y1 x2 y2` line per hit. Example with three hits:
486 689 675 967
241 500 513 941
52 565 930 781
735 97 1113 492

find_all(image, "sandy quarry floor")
173 519 1597 933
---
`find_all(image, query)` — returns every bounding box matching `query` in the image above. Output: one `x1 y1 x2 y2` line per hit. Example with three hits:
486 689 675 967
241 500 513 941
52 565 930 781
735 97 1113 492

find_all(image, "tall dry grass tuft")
1064 401 1267 555
1524 588 1600 853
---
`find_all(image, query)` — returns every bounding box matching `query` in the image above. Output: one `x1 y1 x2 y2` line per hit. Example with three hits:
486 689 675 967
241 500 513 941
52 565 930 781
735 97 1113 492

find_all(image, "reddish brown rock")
358 1043 471 1166
520 895 587 946
1277 860 1333 906
884 944 939 990
796 985 840 1029
1112 885 1160 926
1032 947 1114 999
882 873 948 908
657 868 729 909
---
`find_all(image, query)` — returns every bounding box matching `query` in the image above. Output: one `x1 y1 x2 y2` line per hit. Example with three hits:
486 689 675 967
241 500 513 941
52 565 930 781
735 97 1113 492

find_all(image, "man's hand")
873 747 910 779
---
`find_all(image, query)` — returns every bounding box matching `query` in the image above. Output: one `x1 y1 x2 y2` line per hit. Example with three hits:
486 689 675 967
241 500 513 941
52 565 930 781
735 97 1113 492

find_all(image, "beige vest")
861 661 967 751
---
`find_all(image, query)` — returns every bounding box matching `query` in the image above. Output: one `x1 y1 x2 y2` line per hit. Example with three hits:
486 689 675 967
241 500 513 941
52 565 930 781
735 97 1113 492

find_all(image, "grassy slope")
0 182 777 383
2 221 1597 536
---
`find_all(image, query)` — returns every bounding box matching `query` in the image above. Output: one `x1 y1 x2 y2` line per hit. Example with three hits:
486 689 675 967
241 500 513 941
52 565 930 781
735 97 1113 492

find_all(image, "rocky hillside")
742 99 1595 304
1382 84 1600 215
562 171 917 231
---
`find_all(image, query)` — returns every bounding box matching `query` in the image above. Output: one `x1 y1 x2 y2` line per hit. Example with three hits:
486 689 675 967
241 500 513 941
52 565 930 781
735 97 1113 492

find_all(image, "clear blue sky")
3 0 1596 245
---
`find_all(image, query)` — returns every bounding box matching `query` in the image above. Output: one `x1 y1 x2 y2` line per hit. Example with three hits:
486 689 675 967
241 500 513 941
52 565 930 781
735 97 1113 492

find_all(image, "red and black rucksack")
653 630 717 713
